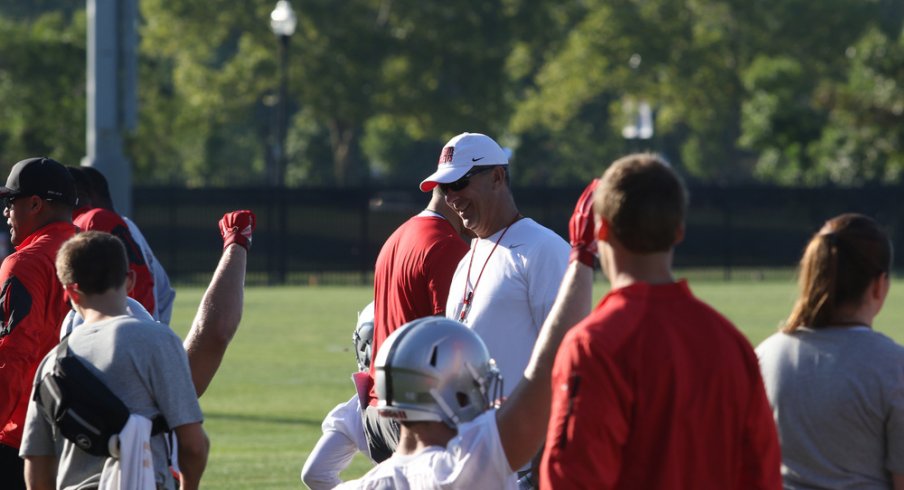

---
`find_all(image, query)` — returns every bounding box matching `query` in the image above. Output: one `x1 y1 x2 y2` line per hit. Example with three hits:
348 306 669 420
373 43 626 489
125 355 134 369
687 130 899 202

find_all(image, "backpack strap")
32 335 73 406
151 414 169 435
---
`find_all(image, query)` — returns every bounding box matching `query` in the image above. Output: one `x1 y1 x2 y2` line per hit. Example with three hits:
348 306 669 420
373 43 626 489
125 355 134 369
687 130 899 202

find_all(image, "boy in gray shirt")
20 231 208 490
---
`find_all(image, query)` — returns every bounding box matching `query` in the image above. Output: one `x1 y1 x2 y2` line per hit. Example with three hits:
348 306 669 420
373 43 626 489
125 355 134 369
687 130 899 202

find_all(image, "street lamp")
269 1 297 285
270 0 297 187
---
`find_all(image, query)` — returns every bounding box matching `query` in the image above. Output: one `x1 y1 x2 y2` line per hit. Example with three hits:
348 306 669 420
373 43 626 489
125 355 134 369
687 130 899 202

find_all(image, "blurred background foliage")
0 0 902 188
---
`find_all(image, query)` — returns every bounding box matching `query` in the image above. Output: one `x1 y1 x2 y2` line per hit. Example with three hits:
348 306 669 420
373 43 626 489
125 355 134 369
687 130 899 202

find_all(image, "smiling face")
443 166 507 239
4 194 41 246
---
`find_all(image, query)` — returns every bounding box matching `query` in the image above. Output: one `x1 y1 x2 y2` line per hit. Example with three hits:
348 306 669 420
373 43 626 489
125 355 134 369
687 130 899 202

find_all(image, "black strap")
151 415 169 435
53 333 170 435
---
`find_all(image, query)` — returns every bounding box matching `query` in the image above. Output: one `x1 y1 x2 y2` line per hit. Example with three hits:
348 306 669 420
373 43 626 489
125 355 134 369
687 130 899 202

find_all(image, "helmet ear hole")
456 392 470 408
429 346 438 367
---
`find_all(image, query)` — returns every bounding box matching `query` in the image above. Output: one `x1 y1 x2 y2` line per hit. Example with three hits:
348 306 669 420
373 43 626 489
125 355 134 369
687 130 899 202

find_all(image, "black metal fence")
131 184 904 285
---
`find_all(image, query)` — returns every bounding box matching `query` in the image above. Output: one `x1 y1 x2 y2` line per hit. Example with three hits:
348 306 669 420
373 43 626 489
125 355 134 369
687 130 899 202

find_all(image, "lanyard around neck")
458 215 522 322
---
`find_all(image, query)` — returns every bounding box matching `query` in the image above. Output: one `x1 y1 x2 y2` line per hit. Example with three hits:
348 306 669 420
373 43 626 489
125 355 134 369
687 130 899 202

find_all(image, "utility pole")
83 0 138 215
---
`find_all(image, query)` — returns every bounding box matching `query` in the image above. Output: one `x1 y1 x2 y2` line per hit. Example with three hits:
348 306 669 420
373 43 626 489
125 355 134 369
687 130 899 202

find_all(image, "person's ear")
491 166 505 188
125 270 137 294
27 195 43 214
872 272 891 302
674 224 685 245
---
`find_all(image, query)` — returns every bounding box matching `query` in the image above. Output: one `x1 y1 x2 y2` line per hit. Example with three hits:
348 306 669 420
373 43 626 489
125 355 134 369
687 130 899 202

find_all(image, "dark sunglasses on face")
439 166 497 194
3 195 23 210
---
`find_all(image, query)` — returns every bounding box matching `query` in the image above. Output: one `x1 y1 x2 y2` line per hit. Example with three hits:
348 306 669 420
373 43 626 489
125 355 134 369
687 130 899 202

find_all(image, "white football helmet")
374 316 503 427
353 301 375 372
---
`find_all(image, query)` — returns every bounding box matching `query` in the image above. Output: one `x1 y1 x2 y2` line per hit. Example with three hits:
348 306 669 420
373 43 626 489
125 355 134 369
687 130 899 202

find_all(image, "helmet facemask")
353 302 375 372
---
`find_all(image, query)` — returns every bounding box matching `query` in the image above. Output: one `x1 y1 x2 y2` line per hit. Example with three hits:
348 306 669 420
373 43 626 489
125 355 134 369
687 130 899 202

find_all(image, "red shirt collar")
16 220 77 251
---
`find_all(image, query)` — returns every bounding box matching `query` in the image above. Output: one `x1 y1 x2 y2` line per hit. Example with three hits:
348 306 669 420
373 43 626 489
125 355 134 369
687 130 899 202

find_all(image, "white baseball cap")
419 132 509 192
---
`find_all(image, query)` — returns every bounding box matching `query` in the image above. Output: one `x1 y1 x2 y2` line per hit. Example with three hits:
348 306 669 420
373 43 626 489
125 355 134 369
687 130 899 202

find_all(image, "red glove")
568 179 599 267
219 210 256 251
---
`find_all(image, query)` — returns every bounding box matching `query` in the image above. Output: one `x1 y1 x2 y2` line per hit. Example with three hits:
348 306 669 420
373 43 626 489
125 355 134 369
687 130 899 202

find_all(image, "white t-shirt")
336 410 516 489
301 394 371 490
446 218 568 394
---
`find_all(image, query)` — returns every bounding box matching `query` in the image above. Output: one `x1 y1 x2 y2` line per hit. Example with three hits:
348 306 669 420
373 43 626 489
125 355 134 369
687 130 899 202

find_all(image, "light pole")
269 1 296 285
270 0 297 188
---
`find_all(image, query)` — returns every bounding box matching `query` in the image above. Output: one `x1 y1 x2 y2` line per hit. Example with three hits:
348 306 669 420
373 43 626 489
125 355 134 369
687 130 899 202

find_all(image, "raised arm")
183 210 255 397
496 180 598 470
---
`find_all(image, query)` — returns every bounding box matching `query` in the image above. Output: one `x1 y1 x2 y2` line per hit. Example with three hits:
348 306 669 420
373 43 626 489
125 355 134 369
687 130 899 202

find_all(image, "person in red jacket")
541 154 782 489
0 157 78 490
67 166 156 316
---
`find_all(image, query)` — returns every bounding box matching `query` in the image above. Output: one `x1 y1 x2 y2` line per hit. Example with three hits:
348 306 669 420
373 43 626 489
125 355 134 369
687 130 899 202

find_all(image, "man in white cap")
336 179 599 490
420 132 569 404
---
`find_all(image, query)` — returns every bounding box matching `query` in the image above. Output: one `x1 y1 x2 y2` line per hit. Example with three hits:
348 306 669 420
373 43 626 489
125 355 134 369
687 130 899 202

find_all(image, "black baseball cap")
0 157 77 206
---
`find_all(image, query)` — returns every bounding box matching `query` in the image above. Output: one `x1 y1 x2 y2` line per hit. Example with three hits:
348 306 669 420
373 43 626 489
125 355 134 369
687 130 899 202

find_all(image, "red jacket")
0 221 77 448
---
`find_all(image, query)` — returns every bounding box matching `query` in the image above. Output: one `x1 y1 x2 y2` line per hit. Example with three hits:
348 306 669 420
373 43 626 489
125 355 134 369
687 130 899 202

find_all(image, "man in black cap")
0 157 78 489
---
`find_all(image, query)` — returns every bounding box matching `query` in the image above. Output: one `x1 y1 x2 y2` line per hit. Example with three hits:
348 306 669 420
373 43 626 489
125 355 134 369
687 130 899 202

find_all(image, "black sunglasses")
2 194 23 210
439 166 497 194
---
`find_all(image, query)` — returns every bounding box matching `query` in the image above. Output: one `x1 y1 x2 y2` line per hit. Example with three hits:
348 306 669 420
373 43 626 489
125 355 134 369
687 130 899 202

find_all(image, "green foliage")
740 56 826 184
0 11 86 170
1 0 903 187
809 28 904 185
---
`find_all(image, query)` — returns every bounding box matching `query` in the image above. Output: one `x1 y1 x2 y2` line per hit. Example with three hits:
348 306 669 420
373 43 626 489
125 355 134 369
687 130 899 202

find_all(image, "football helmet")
374 316 503 427
353 301 375 372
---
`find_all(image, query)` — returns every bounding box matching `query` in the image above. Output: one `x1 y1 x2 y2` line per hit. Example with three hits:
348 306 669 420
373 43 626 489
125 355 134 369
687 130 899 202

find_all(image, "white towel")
99 414 156 490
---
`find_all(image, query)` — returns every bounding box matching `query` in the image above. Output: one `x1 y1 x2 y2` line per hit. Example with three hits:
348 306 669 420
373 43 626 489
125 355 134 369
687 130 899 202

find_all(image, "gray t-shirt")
757 327 904 489
20 315 203 490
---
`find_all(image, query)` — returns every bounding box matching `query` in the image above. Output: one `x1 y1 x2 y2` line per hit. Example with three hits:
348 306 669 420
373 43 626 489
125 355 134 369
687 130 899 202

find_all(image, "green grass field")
167 276 904 489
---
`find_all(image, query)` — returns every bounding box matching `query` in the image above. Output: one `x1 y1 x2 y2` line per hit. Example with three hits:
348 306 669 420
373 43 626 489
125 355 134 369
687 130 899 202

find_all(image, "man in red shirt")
541 154 781 489
67 167 156 316
362 187 469 462
0 157 78 490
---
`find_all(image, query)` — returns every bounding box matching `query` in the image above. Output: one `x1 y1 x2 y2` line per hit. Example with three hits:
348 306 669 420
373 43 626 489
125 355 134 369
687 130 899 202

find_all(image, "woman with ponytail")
757 213 904 489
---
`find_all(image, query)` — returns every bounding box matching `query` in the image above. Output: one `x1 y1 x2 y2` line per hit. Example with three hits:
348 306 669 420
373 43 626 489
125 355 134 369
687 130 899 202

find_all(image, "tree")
0 11 86 170
3 0 903 188
736 0 895 185
810 27 904 185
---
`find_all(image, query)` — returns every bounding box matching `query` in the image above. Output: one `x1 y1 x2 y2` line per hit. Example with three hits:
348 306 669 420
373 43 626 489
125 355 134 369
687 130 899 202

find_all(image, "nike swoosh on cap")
472 157 484 162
